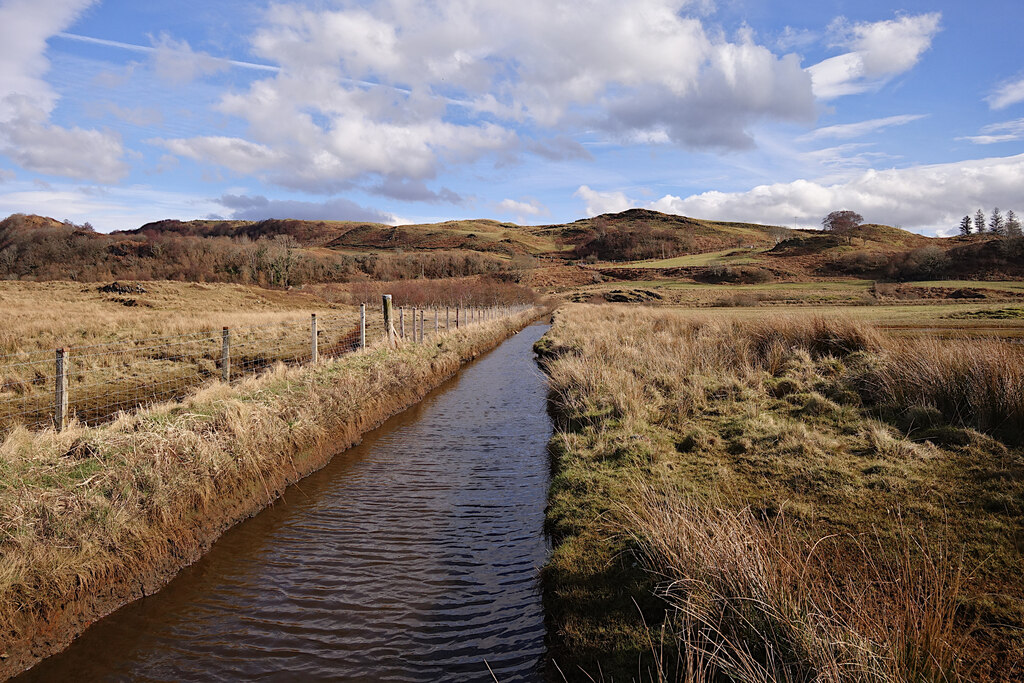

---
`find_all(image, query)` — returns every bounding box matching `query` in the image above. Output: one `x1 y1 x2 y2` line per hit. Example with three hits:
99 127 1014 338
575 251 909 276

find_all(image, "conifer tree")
959 215 972 235
974 209 986 233
990 207 1005 235
1006 209 1022 237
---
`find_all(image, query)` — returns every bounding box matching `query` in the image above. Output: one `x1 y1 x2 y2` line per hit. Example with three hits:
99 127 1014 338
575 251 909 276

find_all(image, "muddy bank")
0 309 543 680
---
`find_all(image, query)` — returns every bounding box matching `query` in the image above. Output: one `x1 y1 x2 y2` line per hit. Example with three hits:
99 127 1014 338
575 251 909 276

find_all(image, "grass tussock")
0 307 539 679
625 484 967 683
538 304 1024 682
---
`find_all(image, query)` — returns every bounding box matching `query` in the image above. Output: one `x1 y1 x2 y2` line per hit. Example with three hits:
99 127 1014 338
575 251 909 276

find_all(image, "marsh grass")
538 304 1024 682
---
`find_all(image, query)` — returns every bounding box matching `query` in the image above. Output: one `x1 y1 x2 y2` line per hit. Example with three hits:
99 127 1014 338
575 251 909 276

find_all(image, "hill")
1 210 1021 287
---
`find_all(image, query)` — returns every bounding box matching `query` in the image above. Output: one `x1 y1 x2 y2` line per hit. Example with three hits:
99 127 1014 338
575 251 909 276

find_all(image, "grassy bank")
537 304 1023 682
0 307 540 680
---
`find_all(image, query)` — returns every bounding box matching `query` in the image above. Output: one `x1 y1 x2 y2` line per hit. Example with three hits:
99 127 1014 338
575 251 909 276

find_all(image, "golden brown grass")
537 304 1024 682
0 306 539 679
0 281 511 432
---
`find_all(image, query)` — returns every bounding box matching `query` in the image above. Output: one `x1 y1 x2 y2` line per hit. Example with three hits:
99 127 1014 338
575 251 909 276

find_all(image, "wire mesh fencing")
0 301 534 438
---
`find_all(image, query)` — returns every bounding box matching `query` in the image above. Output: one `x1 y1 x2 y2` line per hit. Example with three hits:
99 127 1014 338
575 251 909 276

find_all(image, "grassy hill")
2 210 1021 287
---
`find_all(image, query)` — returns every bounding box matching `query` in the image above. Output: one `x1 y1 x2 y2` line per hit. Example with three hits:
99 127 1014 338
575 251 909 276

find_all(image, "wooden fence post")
311 313 319 362
360 303 366 350
434 308 439 336
383 295 396 344
221 327 230 382
54 347 69 432
446 307 450 330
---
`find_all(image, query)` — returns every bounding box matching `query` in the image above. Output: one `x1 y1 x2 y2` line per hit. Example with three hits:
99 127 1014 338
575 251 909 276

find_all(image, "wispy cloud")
985 76 1024 110
56 32 279 73
800 114 927 140
957 118 1024 145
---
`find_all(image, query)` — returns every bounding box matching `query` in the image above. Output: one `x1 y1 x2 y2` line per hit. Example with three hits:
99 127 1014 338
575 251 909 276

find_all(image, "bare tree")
821 210 864 243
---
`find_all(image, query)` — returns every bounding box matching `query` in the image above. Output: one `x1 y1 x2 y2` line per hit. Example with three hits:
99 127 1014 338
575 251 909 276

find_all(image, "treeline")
958 208 1022 236
0 214 527 285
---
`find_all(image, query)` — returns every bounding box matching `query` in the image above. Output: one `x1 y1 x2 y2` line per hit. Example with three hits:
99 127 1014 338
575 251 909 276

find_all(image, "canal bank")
2 310 545 680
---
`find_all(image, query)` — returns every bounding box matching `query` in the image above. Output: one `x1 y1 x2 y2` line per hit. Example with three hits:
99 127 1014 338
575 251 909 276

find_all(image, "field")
0 279 534 434
537 304 1024 682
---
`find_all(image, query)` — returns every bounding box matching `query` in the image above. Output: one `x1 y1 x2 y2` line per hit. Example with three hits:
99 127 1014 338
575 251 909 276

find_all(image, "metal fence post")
311 313 319 363
221 327 231 382
54 347 69 432
419 309 425 343
446 307 450 330
360 303 366 350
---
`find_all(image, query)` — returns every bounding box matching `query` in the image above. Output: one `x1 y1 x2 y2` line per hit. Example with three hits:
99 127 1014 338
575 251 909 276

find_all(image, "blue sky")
0 0 1021 235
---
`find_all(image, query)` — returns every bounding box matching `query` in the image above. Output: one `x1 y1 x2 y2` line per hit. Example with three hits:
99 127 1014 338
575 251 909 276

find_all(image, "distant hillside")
128 217 564 256
2 210 1021 285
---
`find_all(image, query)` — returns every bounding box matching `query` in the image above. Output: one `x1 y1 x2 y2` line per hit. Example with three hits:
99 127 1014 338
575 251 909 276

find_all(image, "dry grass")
0 306 539 679
538 304 1024 682
0 281 523 432
625 484 966 683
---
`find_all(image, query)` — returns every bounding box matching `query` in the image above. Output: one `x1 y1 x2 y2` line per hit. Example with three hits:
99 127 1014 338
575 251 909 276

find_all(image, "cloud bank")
580 154 1024 236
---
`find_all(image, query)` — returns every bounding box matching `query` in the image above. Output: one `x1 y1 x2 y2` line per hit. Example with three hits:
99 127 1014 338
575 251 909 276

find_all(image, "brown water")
20 322 552 682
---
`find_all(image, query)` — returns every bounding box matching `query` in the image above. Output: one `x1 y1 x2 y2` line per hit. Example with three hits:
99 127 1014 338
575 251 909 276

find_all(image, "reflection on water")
20 322 552 682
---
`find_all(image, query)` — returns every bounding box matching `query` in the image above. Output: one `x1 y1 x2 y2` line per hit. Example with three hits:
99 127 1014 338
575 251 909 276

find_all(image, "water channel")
20 321 552 682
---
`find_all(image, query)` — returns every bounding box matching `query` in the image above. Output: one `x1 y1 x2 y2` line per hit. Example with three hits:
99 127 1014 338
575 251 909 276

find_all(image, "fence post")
360 303 366 350
383 295 396 344
420 309 425 342
400 307 405 339
434 308 439 336
456 306 460 329
311 313 319 363
221 327 231 382
446 307 450 330
54 347 69 432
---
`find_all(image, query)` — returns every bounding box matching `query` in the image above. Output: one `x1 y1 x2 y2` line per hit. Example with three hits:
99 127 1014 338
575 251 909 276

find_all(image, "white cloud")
808 13 941 98
986 76 1024 110
604 154 1024 235
0 180 225 232
0 0 129 182
1 101 128 182
800 114 927 140
497 198 545 219
216 194 396 224
574 185 637 216
157 1 818 190
958 118 1024 145
149 33 228 85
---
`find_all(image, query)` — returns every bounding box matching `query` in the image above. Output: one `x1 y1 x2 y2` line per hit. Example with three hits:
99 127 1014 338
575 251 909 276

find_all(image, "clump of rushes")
0 308 539 679
537 304 1024 682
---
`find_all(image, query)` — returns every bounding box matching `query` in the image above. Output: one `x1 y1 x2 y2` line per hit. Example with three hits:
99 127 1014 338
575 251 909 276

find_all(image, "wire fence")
0 302 533 437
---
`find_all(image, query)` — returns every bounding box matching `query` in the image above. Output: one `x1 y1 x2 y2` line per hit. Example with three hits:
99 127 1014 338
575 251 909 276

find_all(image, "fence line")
1 301 534 437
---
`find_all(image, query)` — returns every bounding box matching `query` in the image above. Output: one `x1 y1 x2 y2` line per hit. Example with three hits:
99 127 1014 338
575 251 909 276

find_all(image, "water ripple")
19 323 552 683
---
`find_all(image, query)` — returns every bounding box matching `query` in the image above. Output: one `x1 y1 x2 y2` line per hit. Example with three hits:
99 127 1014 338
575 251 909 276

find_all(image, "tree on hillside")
974 209 986 234
1006 210 1022 237
990 207 1005 235
959 215 973 235
822 210 864 243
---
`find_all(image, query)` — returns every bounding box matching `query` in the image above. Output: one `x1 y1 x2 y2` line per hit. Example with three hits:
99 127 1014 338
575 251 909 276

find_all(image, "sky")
0 0 1021 235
